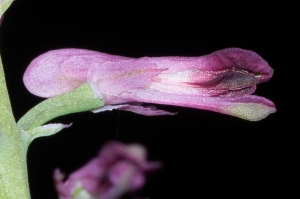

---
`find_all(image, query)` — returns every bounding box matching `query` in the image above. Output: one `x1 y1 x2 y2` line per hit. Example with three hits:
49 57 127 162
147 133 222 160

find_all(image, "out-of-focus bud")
54 142 161 199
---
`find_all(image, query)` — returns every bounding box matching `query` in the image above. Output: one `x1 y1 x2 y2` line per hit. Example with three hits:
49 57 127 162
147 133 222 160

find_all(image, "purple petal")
147 48 273 81
147 48 272 97
23 48 129 97
118 89 276 121
117 104 176 116
93 104 175 116
87 60 165 101
209 48 273 82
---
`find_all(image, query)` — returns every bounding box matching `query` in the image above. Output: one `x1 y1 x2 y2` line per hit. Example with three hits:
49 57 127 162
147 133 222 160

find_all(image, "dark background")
0 0 297 198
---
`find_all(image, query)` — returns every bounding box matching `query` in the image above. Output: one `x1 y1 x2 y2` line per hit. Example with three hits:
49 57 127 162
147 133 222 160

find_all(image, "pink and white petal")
23 49 87 97
117 104 175 116
23 48 129 98
208 48 274 82
134 48 273 83
87 60 166 101
92 103 174 116
92 104 130 113
119 89 276 121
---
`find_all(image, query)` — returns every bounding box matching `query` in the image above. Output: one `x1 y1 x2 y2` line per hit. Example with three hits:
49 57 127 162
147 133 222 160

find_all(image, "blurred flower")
54 142 161 199
24 48 276 121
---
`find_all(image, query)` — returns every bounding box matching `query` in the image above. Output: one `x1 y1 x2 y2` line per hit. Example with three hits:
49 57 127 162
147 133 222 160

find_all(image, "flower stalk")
1 2 31 198
1 64 104 199
0 56 31 198
17 83 104 131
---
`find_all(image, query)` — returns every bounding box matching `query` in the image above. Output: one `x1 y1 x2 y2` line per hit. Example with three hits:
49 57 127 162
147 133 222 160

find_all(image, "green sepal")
22 123 71 146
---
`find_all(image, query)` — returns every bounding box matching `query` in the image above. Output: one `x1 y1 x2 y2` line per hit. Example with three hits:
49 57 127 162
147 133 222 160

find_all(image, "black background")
0 0 297 198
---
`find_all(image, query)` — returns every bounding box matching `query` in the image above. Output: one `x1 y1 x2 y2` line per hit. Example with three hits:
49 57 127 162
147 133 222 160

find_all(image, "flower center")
152 68 260 97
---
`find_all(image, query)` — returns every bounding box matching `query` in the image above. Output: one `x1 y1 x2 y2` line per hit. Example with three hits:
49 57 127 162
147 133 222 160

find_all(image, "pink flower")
24 48 276 121
54 142 161 199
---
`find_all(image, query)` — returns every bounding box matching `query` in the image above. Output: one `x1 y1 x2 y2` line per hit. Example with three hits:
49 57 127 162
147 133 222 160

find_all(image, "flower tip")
23 49 90 97
224 99 276 121
211 48 274 82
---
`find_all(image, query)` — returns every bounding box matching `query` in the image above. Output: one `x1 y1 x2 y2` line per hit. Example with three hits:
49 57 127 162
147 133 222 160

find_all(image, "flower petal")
93 103 175 116
87 60 165 101
119 89 276 121
117 104 176 116
23 48 128 97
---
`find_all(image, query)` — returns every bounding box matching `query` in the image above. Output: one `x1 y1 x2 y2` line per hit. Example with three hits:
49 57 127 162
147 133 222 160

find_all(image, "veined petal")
116 104 175 116
93 104 175 116
23 48 129 98
87 60 165 101
119 89 276 121
148 48 272 97
145 48 273 81
150 71 258 97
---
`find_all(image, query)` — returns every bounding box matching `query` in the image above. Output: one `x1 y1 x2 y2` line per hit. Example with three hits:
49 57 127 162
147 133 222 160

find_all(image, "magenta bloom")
54 142 161 199
24 48 276 121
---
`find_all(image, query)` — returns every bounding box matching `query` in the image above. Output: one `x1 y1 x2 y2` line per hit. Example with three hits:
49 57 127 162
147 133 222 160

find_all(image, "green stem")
0 0 14 17
1 3 103 198
1 2 30 198
0 56 31 199
17 83 104 131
